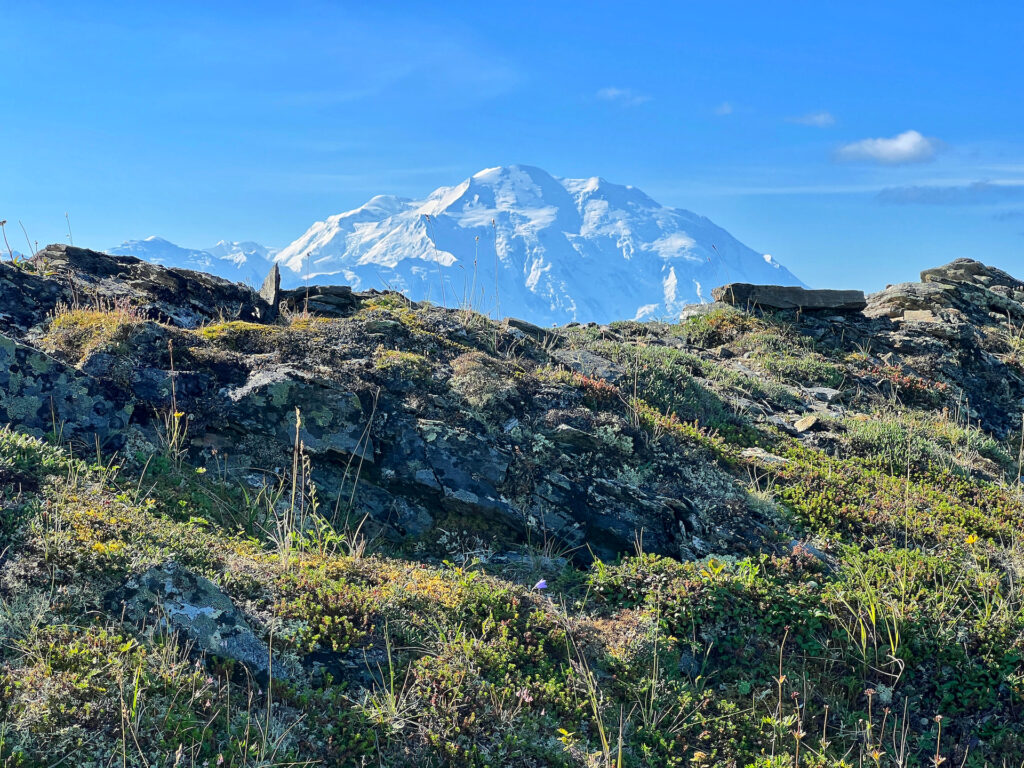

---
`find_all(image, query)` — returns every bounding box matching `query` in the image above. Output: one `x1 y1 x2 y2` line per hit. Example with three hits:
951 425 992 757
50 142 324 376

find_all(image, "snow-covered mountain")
108 237 276 286
275 165 803 325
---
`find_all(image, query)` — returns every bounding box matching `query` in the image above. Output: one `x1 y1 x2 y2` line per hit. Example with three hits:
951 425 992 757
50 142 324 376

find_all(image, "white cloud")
596 87 650 106
788 111 835 127
714 101 734 116
836 130 940 165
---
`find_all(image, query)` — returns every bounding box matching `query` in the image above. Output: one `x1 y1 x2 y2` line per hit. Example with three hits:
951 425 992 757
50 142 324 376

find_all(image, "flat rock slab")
712 283 867 312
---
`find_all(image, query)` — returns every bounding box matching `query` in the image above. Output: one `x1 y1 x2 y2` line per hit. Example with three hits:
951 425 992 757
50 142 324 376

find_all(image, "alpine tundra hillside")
1 246 1023 766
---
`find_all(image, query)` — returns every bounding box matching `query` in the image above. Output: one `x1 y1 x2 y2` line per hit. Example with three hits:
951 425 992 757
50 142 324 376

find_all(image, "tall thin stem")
0 221 12 260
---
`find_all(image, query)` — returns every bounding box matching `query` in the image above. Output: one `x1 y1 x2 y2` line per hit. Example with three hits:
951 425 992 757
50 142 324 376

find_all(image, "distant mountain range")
107 237 276 287
100 165 804 325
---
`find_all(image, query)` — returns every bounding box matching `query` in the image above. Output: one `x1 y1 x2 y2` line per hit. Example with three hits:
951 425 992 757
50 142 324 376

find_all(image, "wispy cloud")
714 101 734 116
596 87 650 106
836 130 940 165
788 111 835 127
994 209 1024 221
877 180 1024 205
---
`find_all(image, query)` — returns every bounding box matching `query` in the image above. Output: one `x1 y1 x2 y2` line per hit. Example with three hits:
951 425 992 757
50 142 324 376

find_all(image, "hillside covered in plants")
2 245 1024 767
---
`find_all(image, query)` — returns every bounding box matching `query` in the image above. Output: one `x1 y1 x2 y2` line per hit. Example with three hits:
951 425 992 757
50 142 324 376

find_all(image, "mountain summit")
275 165 803 325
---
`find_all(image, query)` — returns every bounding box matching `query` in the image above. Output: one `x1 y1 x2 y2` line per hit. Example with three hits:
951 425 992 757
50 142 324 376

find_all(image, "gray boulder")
111 562 279 684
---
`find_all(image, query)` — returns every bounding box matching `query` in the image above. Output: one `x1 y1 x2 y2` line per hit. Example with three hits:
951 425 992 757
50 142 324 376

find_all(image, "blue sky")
2 0 1022 291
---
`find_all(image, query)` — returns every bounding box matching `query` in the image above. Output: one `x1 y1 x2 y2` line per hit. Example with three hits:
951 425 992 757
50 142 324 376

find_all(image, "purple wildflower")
534 579 548 591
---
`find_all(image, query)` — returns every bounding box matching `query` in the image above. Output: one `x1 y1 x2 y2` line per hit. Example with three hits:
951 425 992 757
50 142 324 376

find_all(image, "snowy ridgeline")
106 238 278 288
108 165 804 325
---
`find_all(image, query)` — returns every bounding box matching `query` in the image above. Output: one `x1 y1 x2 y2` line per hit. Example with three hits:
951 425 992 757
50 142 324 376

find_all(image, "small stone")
741 447 789 465
805 386 841 403
794 414 821 433
550 423 600 450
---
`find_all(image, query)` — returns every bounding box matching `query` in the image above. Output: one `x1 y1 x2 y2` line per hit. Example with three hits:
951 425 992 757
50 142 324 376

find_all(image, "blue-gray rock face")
0 332 132 445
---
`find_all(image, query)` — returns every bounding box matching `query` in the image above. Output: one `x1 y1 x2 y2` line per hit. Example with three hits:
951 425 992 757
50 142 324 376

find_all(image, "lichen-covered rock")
0 261 65 336
0 331 132 444
110 562 279 683
866 258 1024 325
222 365 372 461
381 417 516 521
921 257 1024 295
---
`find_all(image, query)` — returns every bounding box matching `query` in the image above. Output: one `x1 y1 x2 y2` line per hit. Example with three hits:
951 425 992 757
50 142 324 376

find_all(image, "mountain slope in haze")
108 236 276 286
275 165 804 325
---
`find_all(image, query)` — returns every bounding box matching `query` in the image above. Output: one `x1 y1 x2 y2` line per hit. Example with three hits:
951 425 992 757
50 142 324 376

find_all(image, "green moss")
195 320 284 351
41 306 144 363
361 293 414 312
373 347 433 379
287 315 338 333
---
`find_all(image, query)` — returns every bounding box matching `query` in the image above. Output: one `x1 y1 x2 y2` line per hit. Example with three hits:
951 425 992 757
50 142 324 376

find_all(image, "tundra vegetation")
2 249 1024 767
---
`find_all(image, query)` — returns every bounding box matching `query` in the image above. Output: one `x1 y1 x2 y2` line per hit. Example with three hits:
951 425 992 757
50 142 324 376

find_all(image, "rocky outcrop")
866 258 1024 325
280 285 362 318
6 243 1024 562
25 244 274 330
110 562 279 683
712 283 867 311
0 331 132 445
922 257 1024 295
